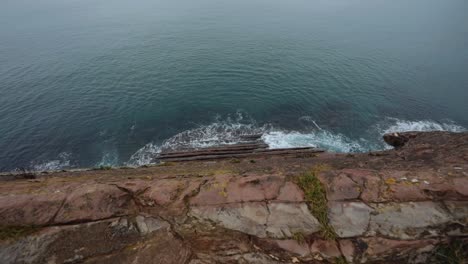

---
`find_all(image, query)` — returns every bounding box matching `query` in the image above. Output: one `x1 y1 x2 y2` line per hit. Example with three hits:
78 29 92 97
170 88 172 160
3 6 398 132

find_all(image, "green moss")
334 256 347 264
158 162 176 167
0 226 39 241
432 240 467 264
296 164 336 240
230 159 241 164
292 232 306 245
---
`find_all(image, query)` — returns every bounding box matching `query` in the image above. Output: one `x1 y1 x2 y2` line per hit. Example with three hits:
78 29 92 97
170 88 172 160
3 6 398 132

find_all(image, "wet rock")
383 132 417 148
329 202 373 238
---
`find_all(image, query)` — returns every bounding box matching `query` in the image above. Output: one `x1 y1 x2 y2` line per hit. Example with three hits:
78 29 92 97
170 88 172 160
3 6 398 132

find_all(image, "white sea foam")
262 130 368 153
127 116 467 167
31 152 72 171
378 118 466 134
126 112 270 166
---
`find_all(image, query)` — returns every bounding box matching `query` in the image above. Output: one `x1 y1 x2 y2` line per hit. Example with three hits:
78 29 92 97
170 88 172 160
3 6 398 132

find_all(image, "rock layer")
0 131 467 263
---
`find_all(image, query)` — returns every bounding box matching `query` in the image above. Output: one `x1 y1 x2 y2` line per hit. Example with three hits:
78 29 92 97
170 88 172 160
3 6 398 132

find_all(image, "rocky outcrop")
0 131 467 263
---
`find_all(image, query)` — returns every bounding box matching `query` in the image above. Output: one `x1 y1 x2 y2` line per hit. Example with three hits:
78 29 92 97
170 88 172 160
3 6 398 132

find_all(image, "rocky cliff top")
0 131 467 264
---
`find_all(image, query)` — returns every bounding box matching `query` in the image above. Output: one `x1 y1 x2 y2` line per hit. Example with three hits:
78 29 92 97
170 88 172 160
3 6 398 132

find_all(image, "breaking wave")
128 115 466 167
30 152 72 171
27 115 466 171
377 118 466 134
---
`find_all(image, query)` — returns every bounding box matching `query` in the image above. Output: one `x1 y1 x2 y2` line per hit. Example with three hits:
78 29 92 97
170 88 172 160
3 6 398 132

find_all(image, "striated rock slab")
0 131 467 263
329 202 373 238
369 202 452 239
0 215 175 264
190 202 320 239
266 202 320 238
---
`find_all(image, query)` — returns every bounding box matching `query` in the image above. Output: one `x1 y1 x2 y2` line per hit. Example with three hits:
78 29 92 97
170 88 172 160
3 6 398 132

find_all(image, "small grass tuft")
334 256 347 264
0 226 39 241
158 162 176 167
230 159 241 164
98 165 112 170
432 240 467 264
292 232 306 245
296 164 336 240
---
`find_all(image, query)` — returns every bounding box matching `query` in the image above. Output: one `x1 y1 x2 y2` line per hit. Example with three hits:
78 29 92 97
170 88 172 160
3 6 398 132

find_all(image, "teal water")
1 0 467 171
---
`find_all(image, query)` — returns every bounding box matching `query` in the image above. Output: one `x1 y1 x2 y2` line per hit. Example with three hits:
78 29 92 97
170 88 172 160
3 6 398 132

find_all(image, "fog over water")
1 0 467 171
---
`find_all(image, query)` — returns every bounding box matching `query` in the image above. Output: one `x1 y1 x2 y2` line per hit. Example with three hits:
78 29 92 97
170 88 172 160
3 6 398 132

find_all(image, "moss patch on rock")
0 226 39 241
296 164 336 240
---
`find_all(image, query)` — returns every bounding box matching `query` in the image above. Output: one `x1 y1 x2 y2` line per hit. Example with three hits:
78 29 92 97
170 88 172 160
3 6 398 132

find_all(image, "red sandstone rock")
0 192 66 226
275 182 304 202
273 239 310 256
310 239 341 259
54 184 131 224
0 131 467 263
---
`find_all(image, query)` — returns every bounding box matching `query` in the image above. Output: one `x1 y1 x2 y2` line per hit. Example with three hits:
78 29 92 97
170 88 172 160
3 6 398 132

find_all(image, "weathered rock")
329 202 373 238
310 239 341 259
359 237 437 263
272 239 310 256
341 169 382 202
369 202 452 239
276 182 304 202
383 132 417 148
0 215 174 264
318 171 361 201
54 184 131 224
266 203 321 238
0 192 66 226
190 202 269 237
0 131 467 263
338 240 355 263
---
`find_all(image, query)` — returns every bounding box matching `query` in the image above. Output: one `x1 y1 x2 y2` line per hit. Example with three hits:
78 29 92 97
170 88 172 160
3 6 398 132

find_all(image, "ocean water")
1 0 467 172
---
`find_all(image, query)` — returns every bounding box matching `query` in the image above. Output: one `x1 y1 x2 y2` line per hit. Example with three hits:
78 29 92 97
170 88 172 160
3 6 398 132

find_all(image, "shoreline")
0 131 467 263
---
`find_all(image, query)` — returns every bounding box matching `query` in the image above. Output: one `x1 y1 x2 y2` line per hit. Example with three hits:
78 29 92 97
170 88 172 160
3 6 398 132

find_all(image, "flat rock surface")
0 131 467 263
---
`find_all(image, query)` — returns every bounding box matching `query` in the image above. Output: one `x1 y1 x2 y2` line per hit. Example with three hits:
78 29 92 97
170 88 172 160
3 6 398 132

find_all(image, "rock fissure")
0 131 467 263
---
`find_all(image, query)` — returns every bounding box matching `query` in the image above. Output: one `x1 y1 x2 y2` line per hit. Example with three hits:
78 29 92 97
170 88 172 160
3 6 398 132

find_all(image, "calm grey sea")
1 0 467 171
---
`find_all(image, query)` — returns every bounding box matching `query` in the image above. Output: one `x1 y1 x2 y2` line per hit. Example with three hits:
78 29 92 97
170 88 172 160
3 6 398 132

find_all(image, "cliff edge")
0 131 467 263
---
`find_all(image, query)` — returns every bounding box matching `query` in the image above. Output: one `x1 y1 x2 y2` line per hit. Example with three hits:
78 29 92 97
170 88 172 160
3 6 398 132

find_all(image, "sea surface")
1 0 467 171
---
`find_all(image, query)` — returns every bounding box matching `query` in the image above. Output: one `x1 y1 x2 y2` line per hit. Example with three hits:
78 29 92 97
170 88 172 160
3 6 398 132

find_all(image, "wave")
127 112 270 166
127 116 466 167
30 152 72 171
28 115 466 171
262 130 369 153
376 118 466 134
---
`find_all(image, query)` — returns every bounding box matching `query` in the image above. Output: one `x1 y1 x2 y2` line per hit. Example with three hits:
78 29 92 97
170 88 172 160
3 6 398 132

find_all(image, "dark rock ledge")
0 131 467 263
